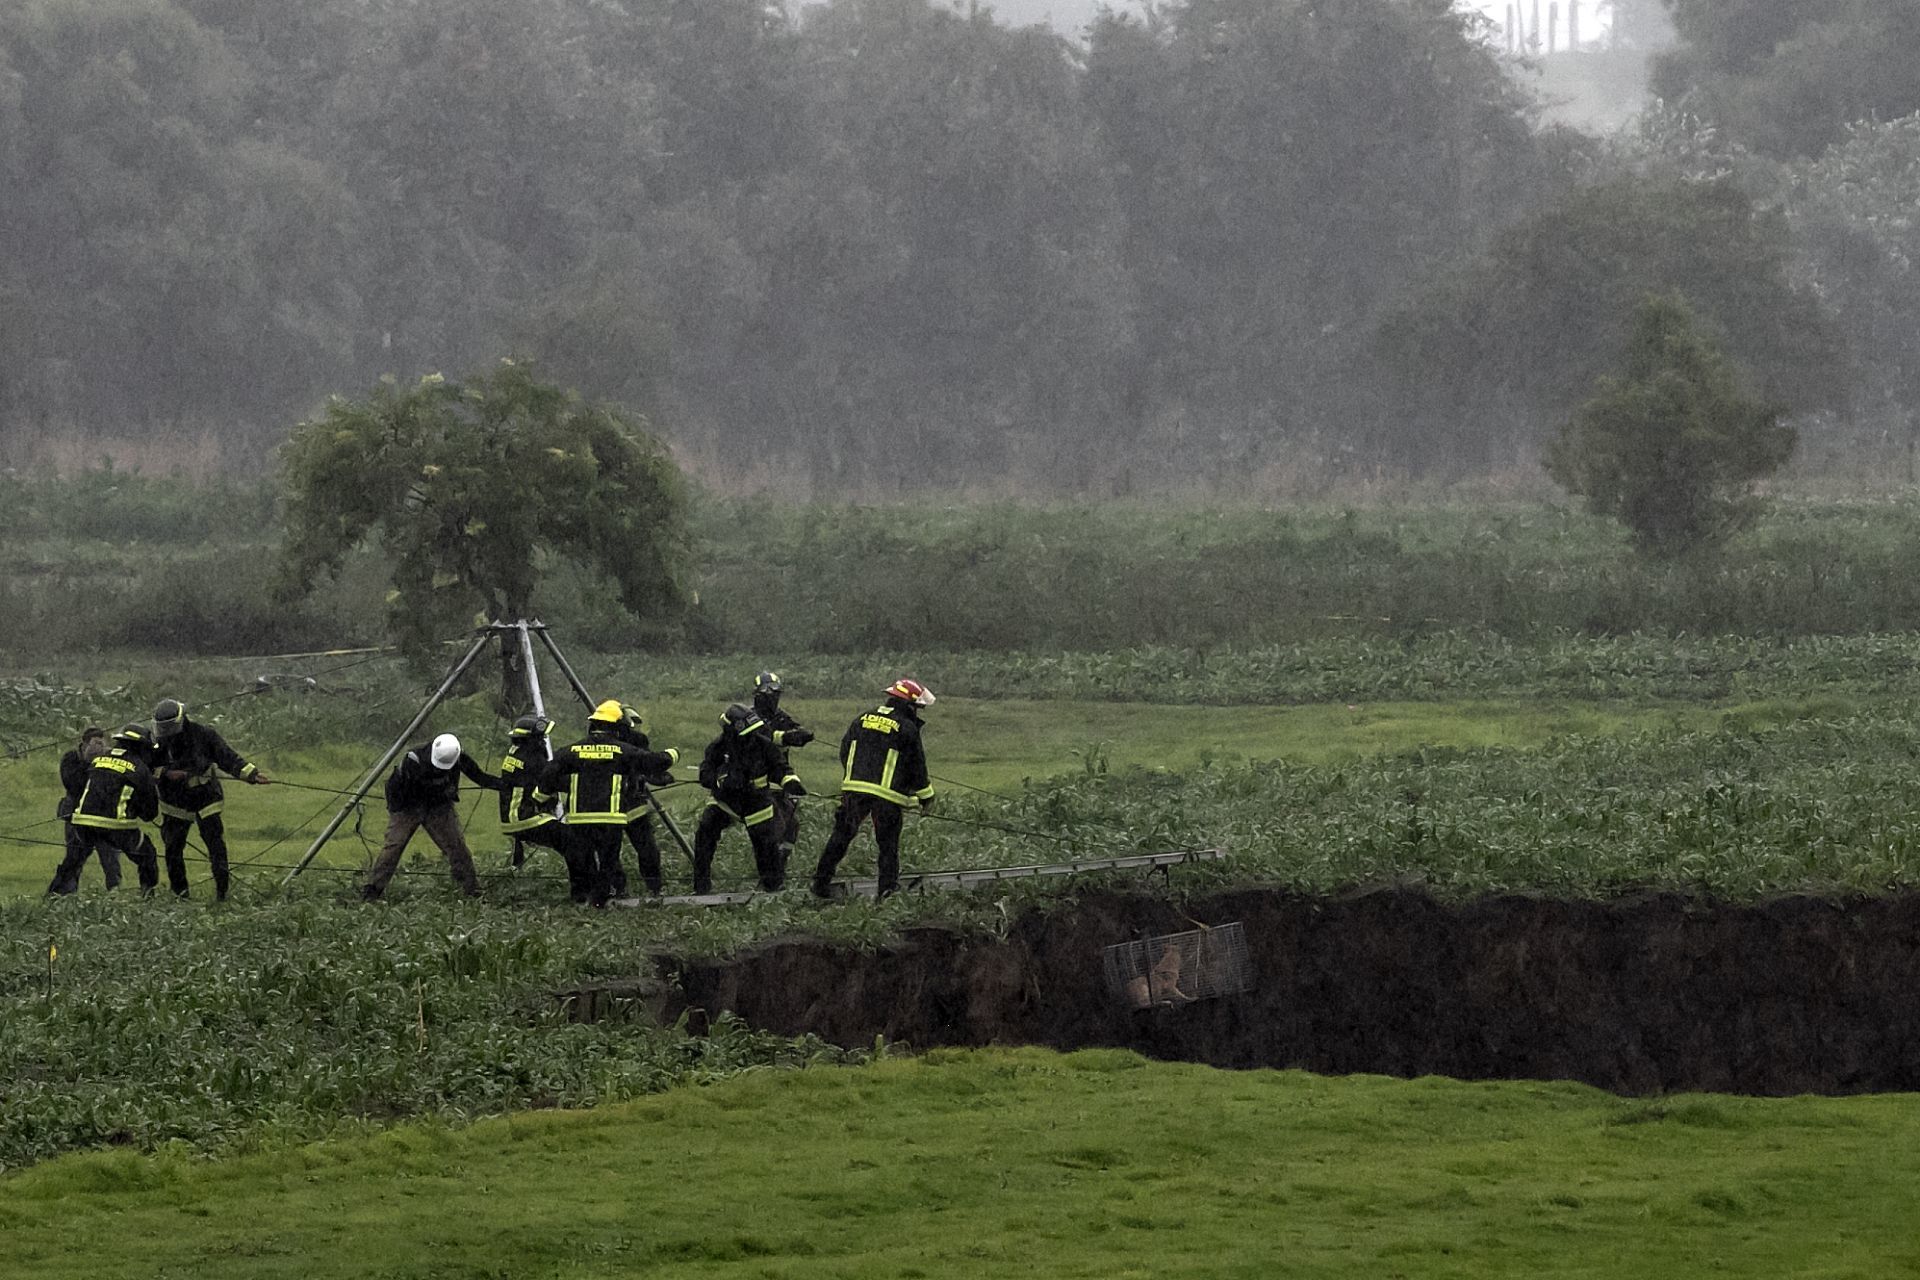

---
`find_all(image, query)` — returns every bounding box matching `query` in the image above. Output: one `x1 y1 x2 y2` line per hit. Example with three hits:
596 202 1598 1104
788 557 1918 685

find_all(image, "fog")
0 0 1912 494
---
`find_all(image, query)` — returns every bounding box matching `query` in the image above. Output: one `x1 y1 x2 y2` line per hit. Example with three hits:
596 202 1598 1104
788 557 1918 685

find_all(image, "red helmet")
885 678 935 707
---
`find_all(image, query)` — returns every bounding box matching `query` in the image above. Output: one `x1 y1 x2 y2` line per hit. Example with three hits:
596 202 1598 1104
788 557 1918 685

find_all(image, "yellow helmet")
589 699 626 724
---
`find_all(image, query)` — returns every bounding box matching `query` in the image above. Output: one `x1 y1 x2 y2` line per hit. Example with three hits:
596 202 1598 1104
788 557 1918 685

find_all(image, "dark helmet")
753 671 781 696
510 714 554 741
153 698 187 739
113 722 151 746
721 703 765 736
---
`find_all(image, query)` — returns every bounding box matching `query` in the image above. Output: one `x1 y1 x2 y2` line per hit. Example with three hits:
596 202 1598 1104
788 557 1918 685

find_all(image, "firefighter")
751 672 815 874
362 733 499 901
692 703 786 894
48 724 161 896
535 701 678 905
150 698 271 901
497 715 585 897
52 727 111 890
810 678 936 900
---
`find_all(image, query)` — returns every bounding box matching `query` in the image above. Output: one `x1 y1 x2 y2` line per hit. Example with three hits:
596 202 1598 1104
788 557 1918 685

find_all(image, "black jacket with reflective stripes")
835 700 933 807
153 720 257 819
697 719 782 813
72 747 160 831
753 700 809 789
384 744 498 814
536 729 675 825
497 744 559 834
57 748 90 820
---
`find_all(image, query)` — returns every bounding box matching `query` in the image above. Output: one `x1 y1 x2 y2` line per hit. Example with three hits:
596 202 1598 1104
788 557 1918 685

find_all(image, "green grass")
6 1047 1920 1279
0 693 1828 900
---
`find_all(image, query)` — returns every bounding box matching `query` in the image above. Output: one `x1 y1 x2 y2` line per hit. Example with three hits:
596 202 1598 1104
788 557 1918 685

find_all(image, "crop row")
12 631 1920 752
18 493 1920 654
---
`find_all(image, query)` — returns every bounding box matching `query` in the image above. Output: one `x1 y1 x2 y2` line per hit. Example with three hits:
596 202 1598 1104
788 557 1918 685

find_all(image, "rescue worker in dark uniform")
692 703 786 894
49 724 161 895
811 679 936 900
610 704 675 898
751 672 815 875
151 698 271 900
53 727 111 889
362 733 498 900
534 701 678 905
497 715 582 894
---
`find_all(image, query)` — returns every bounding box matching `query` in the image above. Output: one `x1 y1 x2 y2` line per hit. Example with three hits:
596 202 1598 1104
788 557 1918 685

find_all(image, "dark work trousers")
692 804 782 894
624 814 665 896
811 793 907 897
363 806 480 899
567 825 627 906
160 812 232 900
515 823 588 902
53 820 117 892
48 827 156 895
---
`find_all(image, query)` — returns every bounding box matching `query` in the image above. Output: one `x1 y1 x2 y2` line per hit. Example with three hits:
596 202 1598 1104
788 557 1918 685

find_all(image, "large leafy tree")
1654 0 1920 158
2 0 360 435
1377 175 1840 475
1784 115 1920 448
278 360 690 676
1082 0 1557 471
1546 294 1792 556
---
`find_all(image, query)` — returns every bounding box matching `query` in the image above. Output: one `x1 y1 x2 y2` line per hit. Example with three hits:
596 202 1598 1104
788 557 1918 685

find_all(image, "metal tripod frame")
283 620 695 882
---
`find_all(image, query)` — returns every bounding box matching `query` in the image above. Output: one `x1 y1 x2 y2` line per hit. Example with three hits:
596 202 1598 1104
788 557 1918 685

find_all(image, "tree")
1546 294 1792 556
1783 115 1920 451
1653 0 1920 158
278 360 690 699
1377 175 1840 475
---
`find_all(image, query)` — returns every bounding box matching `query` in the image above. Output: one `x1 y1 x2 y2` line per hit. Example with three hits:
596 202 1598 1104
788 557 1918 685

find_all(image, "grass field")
6 1047 1919 1279
8 598 1920 1276
0 692 1846 900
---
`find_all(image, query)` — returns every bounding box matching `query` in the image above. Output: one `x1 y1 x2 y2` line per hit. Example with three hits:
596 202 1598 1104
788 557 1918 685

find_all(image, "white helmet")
430 733 462 770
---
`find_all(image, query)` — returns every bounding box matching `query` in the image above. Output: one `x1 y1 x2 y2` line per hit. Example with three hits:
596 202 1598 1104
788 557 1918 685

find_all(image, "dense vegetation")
10 678 1920 1166
17 472 1920 657
5 0 1919 489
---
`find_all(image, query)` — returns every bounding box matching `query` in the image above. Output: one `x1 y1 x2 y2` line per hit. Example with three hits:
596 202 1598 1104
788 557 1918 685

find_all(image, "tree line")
2 0 1918 492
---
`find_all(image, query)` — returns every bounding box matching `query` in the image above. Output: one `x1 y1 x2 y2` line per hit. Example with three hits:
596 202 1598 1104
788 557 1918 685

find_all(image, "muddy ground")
640 888 1920 1096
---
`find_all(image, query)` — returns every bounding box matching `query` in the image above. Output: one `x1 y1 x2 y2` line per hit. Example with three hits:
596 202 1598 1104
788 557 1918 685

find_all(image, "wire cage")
1102 922 1253 1009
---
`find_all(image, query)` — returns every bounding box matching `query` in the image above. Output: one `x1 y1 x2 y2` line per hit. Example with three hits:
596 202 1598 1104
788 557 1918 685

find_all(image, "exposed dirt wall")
657 888 1920 1096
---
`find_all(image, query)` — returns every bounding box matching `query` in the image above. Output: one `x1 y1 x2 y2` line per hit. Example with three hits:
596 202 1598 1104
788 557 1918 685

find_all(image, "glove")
783 779 808 797
663 748 679 766
645 773 675 789
919 795 935 811
785 728 815 748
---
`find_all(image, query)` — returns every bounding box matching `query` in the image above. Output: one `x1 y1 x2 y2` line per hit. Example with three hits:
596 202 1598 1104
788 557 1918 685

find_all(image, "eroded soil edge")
653 889 1920 1096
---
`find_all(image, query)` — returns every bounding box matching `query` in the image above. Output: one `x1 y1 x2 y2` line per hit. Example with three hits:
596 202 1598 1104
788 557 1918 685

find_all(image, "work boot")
811 876 835 900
